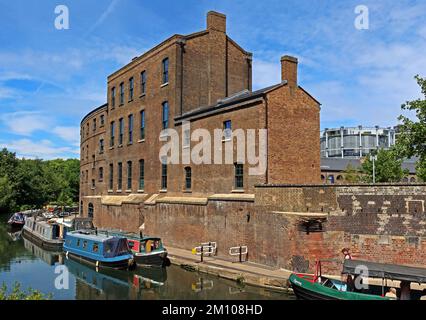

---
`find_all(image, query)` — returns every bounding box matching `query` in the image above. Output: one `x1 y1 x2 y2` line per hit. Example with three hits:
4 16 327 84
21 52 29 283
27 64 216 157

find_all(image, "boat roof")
343 260 426 283
67 231 119 242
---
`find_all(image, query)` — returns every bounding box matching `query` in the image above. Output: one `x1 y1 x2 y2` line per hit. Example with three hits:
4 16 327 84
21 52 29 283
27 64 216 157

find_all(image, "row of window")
109 105 167 148
84 162 245 191
111 58 169 108
82 118 232 163
82 114 106 139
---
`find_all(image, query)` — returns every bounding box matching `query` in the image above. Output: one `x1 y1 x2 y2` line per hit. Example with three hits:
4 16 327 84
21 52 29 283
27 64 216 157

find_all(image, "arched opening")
88 203 94 219
410 177 416 183
321 175 326 181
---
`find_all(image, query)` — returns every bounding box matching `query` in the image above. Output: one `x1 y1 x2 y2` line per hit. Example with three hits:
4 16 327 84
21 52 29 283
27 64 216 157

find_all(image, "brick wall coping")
155 196 208 206
271 211 328 218
255 183 426 188
208 194 255 202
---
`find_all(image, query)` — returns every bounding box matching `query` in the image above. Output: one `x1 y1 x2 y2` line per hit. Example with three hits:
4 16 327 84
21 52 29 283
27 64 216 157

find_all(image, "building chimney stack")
281 55 298 89
207 11 226 33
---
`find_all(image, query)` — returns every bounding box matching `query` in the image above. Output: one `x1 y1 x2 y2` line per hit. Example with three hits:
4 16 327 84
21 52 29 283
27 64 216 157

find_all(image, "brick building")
80 11 320 222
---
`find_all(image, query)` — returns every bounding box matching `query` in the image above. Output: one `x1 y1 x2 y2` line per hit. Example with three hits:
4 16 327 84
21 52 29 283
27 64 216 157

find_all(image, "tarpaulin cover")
343 260 426 283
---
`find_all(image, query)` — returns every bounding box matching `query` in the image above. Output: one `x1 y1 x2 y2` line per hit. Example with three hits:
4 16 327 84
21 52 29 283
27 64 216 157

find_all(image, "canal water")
0 215 294 300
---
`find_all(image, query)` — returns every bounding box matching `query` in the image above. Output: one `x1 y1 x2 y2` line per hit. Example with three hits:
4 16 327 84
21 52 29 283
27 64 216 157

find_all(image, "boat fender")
66 251 69 259
96 261 99 267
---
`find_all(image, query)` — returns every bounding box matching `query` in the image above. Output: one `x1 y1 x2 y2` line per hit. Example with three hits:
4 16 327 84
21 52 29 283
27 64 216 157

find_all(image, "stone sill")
160 82 169 88
159 189 168 193
138 139 145 143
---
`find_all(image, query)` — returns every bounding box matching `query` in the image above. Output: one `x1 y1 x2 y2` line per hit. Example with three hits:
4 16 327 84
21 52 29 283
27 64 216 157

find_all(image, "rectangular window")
99 139 104 153
162 58 169 84
100 115 105 126
109 164 114 190
140 71 146 95
93 118 97 132
162 102 169 129
111 87 116 108
127 161 132 190
128 114 133 144
224 120 232 140
235 163 244 190
119 82 124 105
139 159 145 190
119 118 124 145
140 110 145 140
129 77 134 101
118 162 123 190
185 167 192 191
110 122 115 147
183 128 190 148
161 163 168 190
99 167 104 182
92 179 95 189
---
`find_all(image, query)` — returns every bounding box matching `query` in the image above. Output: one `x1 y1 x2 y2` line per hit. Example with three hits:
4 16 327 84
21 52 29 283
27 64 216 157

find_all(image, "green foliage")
342 164 362 183
0 148 80 212
360 149 408 183
0 282 51 300
395 75 426 182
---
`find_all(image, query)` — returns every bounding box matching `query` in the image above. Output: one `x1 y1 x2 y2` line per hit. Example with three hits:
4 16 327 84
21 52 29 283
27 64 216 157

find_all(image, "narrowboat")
99 230 169 268
7 212 25 229
23 237 62 266
64 230 135 270
289 259 426 300
22 216 65 250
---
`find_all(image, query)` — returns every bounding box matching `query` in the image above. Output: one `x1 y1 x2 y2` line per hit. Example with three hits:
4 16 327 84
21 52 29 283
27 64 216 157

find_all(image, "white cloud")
0 111 51 136
52 126 80 146
0 139 79 160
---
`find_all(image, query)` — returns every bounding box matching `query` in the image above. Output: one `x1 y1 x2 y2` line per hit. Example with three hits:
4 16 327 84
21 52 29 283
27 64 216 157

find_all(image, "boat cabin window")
93 243 99 253
128 240 135 249
141 239 162 252
83 241 88 249
77 240 81 247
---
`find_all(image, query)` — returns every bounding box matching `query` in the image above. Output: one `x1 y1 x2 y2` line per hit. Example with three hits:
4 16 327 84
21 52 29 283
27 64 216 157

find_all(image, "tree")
360 149 408 183
342 164 362 183
395 75 426 181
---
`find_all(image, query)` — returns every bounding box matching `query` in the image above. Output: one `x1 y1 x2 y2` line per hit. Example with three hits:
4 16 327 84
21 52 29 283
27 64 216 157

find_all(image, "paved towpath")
167 246 293 291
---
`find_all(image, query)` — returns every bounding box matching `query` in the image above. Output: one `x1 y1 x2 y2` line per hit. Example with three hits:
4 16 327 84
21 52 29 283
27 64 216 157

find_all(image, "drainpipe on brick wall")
225 38 229 97
264 94 269 185
178 40 186 116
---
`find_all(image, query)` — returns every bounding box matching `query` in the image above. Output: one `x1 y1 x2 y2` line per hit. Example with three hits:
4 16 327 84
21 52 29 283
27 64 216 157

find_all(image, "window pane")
162 58 169 84
141 71 146 94
162 102 169 129
127 161 132 190
161 163 167 190
110 122 115 147
118 163 122 190
140 110 145 140
128 114 133 143
139 160 145 190
235 164 244 189
129 78 134 100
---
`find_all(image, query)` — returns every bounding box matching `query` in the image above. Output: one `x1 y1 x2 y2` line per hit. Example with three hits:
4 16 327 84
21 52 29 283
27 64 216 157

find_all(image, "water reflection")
0 216 293 300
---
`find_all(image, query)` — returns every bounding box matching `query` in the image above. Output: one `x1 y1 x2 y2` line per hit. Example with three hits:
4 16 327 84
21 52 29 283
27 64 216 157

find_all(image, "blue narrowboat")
64 231 135 270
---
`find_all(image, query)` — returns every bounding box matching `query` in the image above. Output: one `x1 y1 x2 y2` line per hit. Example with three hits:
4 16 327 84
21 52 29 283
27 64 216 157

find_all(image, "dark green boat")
289 259 426 300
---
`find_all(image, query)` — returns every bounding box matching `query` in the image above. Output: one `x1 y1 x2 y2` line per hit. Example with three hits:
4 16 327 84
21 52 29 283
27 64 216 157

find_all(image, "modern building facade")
321 126 398 159
80 11 321 221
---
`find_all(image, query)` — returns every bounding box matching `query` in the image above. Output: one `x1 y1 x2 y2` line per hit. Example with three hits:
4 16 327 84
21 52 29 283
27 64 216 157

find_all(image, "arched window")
410 177 416 183
321 175 326 181
328 175 335 184
337 175 344 181
88 203 94 219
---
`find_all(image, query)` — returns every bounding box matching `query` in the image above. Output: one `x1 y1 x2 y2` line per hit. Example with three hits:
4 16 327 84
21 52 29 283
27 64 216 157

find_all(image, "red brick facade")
80 11 321 217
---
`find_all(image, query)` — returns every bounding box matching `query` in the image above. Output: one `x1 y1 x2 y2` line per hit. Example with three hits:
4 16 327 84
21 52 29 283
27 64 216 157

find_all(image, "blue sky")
0 0 425 159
